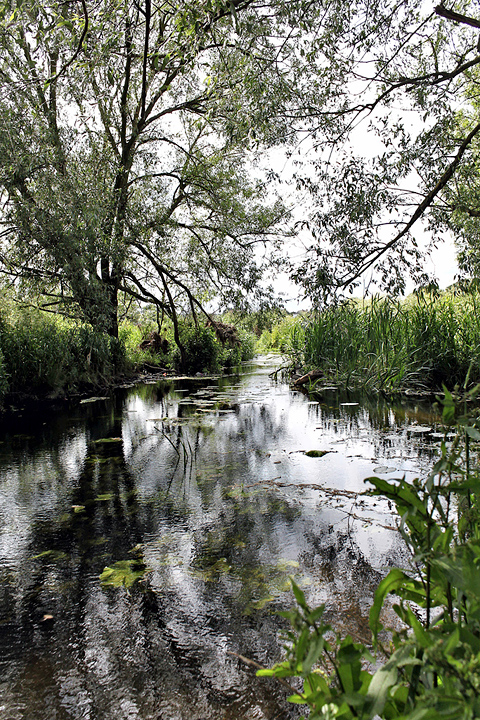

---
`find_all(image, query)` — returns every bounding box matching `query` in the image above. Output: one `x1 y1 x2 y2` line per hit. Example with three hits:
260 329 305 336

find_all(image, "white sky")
260 112 462 310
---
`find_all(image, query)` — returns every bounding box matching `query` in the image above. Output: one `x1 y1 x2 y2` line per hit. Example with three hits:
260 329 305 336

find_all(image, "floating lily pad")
373 466 398 474
304 450 329 458
100 560 151 588
80 397 108 404
94 493 114 501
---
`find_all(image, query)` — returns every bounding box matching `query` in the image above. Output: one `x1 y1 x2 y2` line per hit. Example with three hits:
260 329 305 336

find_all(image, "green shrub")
259 386 480 719
0 310 124 394
119 321 144 357
177 322 222 374
238 328 256 361
219 328 256 367
258 314 303 353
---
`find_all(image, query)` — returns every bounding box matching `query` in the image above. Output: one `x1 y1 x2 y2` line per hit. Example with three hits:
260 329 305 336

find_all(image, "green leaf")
100 559 150 588
370 568 413 642
291 579 307 609
466 426 480 440
286 693 307 704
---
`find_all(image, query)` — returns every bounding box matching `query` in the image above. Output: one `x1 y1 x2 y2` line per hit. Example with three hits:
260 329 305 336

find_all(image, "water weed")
265 292 480 392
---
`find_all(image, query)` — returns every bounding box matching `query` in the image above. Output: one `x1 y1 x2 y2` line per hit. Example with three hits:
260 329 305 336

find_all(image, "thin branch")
45 0 89 86
342 121 480 287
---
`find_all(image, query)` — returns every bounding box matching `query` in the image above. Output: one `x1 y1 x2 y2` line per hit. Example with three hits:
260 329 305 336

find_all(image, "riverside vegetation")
0 304 256 404
254 290 480 718
257 384 480 720
259 291 480 394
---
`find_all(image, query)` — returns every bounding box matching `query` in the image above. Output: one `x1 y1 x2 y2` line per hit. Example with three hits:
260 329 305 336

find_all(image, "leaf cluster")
258 384 480 718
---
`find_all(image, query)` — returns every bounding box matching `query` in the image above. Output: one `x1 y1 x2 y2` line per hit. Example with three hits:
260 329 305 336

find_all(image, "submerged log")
293 369 324 387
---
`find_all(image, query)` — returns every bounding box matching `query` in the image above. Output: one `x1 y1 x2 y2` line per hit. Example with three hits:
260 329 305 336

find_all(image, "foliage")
258 385 480 719
236 328 256 362
100 559 151 589
175 322 222 374
0 308 124 395
287 2 480 301
257 314 305 355
172 320 255 373
264 293 480 392
0 346 8 401
119 320 174 369
1 0 477 330
225 307 288 338
0 0 304 343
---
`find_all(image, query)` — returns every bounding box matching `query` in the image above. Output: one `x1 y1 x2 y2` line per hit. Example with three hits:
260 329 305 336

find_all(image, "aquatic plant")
100 559 151 589
265 292 480 392
258 383 480 718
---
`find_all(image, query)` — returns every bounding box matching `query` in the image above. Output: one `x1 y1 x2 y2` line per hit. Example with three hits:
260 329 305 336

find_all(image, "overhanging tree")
0 0 301 342
285 1 480 302
3 0 479 329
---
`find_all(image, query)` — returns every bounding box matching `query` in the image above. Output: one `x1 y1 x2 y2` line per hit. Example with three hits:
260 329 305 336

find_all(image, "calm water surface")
0 356 444 719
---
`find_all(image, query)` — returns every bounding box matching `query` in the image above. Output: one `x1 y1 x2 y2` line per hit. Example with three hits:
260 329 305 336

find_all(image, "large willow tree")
0 0 304 338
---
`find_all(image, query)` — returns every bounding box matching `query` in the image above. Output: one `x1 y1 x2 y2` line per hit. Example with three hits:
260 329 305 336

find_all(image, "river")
0 355 444 720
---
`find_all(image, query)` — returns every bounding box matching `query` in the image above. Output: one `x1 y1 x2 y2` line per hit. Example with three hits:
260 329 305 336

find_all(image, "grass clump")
263 291 480 392
0 308 125 398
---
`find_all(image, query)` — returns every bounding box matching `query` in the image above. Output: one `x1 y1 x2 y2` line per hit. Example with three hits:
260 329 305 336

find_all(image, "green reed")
0 309 125 399
285 292 480 392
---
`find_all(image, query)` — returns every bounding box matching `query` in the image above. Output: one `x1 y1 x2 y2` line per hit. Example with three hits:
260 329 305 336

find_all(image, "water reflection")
0 356 444 719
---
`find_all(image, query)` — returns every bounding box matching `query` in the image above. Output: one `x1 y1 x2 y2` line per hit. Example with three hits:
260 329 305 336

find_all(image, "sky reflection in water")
0 356 444 719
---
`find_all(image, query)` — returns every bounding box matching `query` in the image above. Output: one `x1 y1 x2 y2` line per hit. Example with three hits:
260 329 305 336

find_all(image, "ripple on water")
0 356 443 719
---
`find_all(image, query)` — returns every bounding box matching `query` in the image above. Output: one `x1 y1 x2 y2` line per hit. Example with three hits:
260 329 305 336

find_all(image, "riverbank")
0 309 256 407
260 290 480 394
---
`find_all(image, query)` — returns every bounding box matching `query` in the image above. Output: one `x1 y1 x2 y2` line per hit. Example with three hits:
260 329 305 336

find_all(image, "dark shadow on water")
0 356 442 719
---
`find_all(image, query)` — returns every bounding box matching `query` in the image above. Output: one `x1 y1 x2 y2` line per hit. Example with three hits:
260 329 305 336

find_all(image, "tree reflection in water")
0 357 441 719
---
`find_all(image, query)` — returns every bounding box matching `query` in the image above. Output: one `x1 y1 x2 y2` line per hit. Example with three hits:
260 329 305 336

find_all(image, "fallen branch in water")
293 369 324 387
227 651 302 696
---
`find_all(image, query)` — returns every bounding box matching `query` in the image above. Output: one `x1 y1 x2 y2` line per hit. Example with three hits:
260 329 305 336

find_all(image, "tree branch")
342 121 480 287
435 4 480 30
45 0 89 86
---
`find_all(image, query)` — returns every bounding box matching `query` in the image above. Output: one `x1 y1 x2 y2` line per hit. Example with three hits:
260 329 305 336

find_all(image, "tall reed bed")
286 293 480 391
0 309 125 400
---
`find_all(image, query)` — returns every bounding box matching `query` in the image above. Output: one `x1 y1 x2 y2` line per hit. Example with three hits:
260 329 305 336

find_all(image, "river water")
0 355 444 720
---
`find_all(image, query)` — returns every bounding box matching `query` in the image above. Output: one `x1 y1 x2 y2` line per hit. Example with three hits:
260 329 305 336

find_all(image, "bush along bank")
0 311 126 404
261 292 480 394
258 385 480 719
121 317 256 376
0 311 257 406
